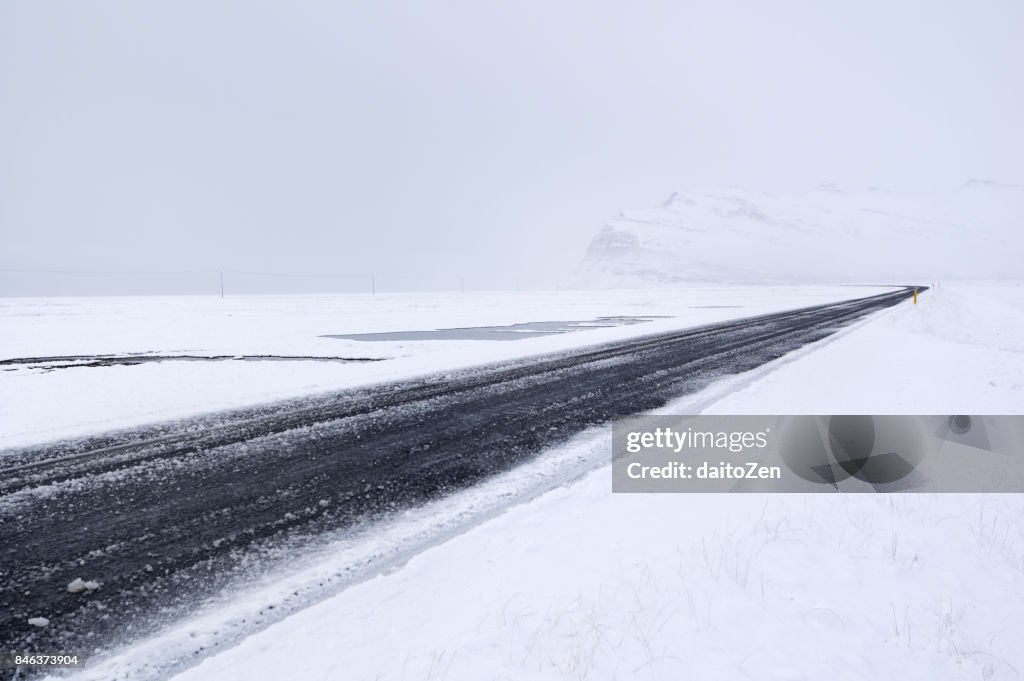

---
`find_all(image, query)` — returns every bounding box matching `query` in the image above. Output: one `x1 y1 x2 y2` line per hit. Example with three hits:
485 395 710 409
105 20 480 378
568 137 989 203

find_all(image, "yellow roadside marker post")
914 288 918 304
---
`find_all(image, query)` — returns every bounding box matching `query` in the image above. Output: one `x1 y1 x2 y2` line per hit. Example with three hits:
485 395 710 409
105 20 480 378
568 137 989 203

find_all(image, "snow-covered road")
158 283 1024 681
0 287 917 679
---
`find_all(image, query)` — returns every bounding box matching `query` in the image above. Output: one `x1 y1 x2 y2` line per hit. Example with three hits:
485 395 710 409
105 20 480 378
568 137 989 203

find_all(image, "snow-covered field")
1 285 891 450
170 487 1023 681
38 282 1024 681
705 283 1024 415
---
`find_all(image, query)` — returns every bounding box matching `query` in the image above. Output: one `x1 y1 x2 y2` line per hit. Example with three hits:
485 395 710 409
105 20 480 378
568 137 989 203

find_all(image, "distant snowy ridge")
577 181 1024 286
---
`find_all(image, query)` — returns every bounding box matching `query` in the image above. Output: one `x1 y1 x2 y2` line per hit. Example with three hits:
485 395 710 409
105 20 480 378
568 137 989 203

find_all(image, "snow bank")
704 284 1024 414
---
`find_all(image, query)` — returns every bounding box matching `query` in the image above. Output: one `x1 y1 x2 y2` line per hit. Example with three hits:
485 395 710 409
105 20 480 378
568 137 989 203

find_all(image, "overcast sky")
1 1 1022 294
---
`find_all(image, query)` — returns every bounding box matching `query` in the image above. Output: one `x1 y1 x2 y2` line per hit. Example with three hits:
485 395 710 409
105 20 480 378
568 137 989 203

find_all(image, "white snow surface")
704 283 1024 415
1 285 890 450
47 283 1024 681
578 181 1024 285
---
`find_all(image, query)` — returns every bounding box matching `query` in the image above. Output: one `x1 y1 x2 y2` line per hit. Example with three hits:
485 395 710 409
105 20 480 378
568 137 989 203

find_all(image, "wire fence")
0 268 574 297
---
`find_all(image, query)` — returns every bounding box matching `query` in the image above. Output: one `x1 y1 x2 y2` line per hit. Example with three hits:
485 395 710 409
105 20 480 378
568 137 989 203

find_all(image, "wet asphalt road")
0 287 919 670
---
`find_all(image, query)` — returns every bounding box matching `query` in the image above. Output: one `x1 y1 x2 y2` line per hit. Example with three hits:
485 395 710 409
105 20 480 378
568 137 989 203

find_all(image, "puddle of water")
323 316 669 342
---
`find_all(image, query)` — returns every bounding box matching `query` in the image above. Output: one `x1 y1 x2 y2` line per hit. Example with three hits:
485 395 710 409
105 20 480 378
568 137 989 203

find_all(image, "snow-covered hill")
577 181 1024 286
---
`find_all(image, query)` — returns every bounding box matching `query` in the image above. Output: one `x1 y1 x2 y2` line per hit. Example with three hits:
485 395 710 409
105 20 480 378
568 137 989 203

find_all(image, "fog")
1 1 1022 295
